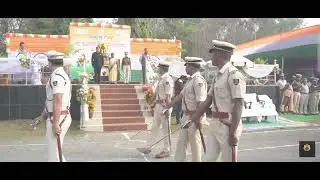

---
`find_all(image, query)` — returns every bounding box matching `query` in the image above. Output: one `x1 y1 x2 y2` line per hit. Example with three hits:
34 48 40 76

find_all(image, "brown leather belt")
48 110 69 127
212 112 229 119
212 111 231 127
48 110 70 117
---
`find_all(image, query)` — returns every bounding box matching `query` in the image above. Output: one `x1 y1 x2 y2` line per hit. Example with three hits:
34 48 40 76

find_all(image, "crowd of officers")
29 37 320 162
137 39 246 162
42 39 246 162
277 73 320 115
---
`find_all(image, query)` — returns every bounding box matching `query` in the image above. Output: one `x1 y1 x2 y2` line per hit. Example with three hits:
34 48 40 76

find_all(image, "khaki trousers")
147 104 172 152
174 114 202 162
46 114 72 162
309 92 320 114
299 93 309 114
293 92 301 113
123 65 131 84
205 118 242 162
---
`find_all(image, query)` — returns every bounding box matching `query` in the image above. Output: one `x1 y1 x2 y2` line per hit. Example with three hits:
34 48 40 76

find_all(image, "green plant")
64 44 74 56
254 57 266 64
0 51 8 57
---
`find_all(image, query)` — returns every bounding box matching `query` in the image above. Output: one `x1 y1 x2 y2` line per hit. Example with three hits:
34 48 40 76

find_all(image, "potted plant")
87 87 96 119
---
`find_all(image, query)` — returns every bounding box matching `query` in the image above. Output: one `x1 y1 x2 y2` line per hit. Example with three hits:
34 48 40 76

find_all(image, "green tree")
20 18 93 34
0 18 93 54
116 18 201 57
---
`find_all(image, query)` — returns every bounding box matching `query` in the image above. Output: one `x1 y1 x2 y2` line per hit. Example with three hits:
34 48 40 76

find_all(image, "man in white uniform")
191 40 246 162
166 57 207 162
137 61 174 158
30 57 42 85
45 52 72 162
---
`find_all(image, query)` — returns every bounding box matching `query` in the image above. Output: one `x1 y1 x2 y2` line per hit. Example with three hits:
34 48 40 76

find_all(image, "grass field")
280 114 320 123
0 119 85 142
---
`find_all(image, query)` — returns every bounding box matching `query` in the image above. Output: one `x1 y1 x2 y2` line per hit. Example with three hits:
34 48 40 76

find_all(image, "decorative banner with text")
69 22 131 60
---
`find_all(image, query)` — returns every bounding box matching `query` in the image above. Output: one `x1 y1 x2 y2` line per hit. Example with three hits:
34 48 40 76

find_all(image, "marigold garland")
87 87 96 113
143 85 156 115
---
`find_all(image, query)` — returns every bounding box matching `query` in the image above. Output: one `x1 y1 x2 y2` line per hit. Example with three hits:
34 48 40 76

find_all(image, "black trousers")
142 65 146 84
94 67 102 84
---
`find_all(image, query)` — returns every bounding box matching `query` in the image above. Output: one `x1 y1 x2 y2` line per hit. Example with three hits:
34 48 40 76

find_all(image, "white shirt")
208 62 246 113
276 79 287 90
181 71 207 112
155 72 174 100
300 84 309 94
45 67 71 112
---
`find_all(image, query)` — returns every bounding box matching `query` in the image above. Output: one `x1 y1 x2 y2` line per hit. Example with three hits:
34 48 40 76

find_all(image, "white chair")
241 93 263 122
256 95 279 123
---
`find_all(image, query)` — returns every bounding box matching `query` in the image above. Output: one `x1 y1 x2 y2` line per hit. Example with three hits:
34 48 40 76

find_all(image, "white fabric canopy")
230 55 254 68
204 55 254 68
243 64 276 78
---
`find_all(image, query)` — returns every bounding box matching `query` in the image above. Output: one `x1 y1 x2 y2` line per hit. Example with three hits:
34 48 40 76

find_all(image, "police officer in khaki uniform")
190 40 246 162
45 52 72 162
137 61 174 158
166 57 207 162
309 78 319 114
298 78 309 114
292 74 302 113
122 52 131 84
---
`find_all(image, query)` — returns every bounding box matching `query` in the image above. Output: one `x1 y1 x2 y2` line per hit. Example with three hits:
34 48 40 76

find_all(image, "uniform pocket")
216 87 228 98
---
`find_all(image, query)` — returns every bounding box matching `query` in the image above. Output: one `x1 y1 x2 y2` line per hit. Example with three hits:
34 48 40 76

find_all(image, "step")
102 104 141 111
101 99 139 105
103 122 147 132
102 116 145 124
100 84 137 89
100 88 136 94
101 93 137 99
102 110 142 117
98 81 142 85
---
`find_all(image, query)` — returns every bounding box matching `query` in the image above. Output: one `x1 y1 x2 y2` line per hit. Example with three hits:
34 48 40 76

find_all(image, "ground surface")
0 119 319 162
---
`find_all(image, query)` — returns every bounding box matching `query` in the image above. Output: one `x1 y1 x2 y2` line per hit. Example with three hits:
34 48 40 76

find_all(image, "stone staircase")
99 84 148 132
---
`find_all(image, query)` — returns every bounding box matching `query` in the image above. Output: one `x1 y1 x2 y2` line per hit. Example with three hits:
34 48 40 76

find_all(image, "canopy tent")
242 64 278 78
234 25 320 75
203 58 277 79
204 55 254 68
230 54 254 68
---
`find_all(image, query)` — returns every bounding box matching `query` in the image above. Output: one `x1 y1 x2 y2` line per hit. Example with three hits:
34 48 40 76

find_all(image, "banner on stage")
69 24 131 61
